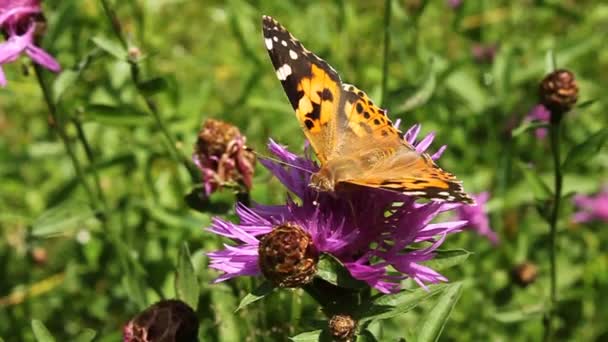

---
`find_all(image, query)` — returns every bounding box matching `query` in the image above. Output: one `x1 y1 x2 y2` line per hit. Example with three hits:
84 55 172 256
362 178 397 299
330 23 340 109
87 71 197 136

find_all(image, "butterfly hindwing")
262 15 342 163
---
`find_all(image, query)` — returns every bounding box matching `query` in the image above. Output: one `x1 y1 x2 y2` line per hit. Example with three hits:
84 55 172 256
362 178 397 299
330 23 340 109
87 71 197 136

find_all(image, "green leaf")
86 104 152 126
235 281 275 312
289 330 323 342
91 36 126 60
517 161 552 201
397 60 436 112
316 254 367 289
421 249 472 272
138 77 169 96
356 330 379 342
545 49 557 73
31 320 56 342
444 69 488 113
52 70 79 102
562 128 608 171
576 99 597 109
175 243 200 309
31 201 98 237
357 284 447 323
416 282 463 342
73 329 97 342
511 122 550 137
493 303 547 323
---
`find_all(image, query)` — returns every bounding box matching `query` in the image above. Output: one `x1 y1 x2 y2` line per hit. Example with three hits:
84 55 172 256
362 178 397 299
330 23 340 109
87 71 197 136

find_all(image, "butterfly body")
262 15 474 204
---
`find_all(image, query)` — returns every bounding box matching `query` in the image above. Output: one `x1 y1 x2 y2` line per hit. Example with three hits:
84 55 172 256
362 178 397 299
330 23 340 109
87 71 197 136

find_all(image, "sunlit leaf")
73 329 97 342
31 320 56 342
31 201 98 237
316 254 367 289
416 282 463 342
289 330 323 342
91 36 126 60
176 243 200 309
235 281 274 312
397 60 436 112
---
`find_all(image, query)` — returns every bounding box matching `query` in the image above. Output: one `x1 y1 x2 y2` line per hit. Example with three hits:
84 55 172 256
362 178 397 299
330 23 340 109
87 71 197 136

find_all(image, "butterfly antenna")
247 147 315 175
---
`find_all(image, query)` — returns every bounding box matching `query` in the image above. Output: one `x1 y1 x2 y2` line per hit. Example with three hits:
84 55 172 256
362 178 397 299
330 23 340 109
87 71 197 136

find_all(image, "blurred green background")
1 0 607 341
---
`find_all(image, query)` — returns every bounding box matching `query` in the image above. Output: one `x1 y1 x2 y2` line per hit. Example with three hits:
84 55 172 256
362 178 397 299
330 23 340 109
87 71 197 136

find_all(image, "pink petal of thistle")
431 145 447 160
415 132 436 153
0 67 6 86
26 44 61 72
404 123 421 143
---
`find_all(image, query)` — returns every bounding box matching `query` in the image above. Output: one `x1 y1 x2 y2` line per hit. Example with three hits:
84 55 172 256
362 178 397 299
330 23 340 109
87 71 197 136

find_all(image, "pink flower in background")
0 0 60 87
456 192 499 245
471 43 498 64
447 0 462 9
572 186 608 223
525 104 551 139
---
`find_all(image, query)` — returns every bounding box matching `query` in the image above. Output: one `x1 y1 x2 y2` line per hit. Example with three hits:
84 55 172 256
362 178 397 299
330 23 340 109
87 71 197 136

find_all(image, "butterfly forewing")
262 15 342 163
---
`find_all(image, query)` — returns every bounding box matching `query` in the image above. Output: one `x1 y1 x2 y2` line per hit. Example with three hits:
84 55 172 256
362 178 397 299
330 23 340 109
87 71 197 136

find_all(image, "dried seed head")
123 299 199 342
258 223 319 288
539 69 579 119
193 119 256 196
511 262 539 287
328 314 357 342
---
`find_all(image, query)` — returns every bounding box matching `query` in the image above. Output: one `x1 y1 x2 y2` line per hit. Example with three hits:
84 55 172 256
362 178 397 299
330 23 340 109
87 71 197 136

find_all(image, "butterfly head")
309 169 335 193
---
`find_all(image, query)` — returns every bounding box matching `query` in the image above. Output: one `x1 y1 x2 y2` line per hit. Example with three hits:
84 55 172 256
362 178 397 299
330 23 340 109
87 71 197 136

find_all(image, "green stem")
99 0 197 179
72 116 108 210
380 0 392 106
545 117 562 341
34 65 99 210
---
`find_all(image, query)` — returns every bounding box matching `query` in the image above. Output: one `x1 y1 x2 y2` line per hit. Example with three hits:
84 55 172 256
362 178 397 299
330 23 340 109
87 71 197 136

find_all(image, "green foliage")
1 1 607 341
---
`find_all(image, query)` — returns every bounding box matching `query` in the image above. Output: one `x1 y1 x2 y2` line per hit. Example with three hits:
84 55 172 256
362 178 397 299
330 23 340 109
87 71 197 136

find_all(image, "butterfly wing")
333 86 474 204
262 15 342 164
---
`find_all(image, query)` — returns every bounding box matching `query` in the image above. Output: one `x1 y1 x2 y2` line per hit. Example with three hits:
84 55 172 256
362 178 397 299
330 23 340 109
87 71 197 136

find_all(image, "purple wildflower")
572 186 608 223
455 192 498 245
524 104 551 139
0 0 60 87
471 43 498 64
207 124 469 293
447 0 462 9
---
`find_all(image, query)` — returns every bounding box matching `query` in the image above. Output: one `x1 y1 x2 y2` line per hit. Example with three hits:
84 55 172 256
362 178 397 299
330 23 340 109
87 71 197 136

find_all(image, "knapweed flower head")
455 192 498 245
572 186 608 223
193 118 256 196
539 69 579 118
0 0 60 87
207 124 469 293
524 104 551 139
123 299 199 342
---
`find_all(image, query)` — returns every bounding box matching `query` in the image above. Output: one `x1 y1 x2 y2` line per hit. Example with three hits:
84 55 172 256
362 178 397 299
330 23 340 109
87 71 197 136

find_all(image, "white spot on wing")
289 50 298 59
438 191 450 197
281 40 287 47
276 64 292 81
402 191 426 196
264 38 273 50
273 36 278 42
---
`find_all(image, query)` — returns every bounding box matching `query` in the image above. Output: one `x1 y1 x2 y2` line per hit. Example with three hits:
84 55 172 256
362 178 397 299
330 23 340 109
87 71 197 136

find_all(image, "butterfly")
262 15 474 204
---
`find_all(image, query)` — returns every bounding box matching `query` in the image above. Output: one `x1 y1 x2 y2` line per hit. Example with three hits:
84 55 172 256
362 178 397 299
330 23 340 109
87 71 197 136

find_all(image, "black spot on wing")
318 88 334 101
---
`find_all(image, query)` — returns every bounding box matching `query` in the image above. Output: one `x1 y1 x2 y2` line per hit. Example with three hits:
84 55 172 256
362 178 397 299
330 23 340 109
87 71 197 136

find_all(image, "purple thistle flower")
572 186 608 223
455 192 499 245
0 0 60 87
207 124 470 293
524 104 551 139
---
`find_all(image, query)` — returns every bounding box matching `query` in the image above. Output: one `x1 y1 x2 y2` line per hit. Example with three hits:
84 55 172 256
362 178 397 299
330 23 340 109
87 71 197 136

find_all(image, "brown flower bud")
193 119 256 196
328 314 357 342
511 262 538 287
258 223 319 288
123 299 198 342
539 69 578 118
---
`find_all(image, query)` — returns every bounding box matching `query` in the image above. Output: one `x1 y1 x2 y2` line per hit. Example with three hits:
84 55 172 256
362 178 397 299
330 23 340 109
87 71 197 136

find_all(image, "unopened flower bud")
123 299 198 342
258 223 318 288
511 262 538 287
328 314 357 342
193 119 256 196
539 69 578 119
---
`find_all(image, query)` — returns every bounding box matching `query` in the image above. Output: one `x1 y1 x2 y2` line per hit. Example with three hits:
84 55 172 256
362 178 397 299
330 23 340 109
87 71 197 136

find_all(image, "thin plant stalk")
380 0 392 106
34 65 100 211
72 116 108 209
545 117 562 341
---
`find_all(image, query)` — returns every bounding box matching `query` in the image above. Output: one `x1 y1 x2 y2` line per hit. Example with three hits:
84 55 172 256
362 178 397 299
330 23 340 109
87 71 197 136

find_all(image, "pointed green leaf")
176 243 200 309
421 249 472 272
416 282 463 342
235 281 275 312
397 60 436 112
357 284 447 322
91 36 126 60
31 320 56 342
73 329 97 342
52 70 79 102
545 49 557 73
289 330 323 342
493 303 547 323
316 254 366 289
562 128 608 171
86 104 151 126
138 77 169 96
31 201 97 237
517 161 552 201
511 122 549 137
